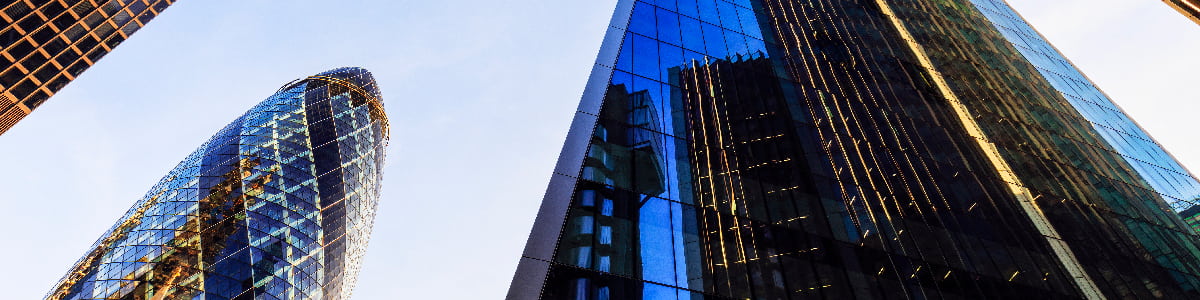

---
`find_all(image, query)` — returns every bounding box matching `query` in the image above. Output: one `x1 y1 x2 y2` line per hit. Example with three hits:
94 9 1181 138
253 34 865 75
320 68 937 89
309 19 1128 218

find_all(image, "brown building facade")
0 0 174 134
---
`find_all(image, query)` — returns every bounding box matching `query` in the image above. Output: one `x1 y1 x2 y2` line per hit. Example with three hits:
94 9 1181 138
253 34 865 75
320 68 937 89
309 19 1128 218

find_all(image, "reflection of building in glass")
550 83 674 299
510 0 1200 299
674 57 835 298
1166 0 1200 25
0 0 175 134
47 67 388 300
1182 204 1200 234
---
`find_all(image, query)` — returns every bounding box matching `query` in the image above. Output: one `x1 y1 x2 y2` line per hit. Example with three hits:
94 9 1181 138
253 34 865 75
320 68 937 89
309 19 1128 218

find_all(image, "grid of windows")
972 0 1200 212
46 67 388 300
0 0 174 135
509 0 1200 299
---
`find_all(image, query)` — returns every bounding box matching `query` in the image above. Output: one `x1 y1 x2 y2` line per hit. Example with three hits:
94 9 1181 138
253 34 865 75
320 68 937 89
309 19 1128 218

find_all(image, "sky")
0 0 1196 299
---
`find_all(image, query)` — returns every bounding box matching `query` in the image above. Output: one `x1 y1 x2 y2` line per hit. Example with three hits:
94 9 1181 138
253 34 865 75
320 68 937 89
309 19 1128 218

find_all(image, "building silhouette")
510 0 1200 299
47 67 388 300
0 0 175 134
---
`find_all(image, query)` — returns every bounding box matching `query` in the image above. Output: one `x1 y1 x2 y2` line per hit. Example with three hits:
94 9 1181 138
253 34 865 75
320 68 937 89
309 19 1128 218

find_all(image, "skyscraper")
47 67 388 299
0 0 175 135
1165 0 1200 25
509 0 1200 299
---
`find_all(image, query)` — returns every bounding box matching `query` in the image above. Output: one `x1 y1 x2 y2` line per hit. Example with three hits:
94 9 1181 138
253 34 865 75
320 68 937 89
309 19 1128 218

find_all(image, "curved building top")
48 67 388 300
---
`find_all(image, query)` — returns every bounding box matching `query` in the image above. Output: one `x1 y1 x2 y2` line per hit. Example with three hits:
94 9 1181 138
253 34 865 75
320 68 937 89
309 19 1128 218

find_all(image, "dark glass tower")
1182 204 1200 234
509 0 1200 299
47 67 388 300
0 0 175 135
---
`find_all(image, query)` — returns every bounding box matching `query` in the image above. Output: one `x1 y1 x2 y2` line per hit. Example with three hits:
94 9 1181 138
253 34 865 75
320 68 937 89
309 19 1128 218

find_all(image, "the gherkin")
48 67 388 300
509 0 1200 299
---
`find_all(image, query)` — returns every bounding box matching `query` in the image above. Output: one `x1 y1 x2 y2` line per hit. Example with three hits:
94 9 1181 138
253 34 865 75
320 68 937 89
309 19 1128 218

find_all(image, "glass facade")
509 0 1200 299
972 1 1200 212
0 0 174 135
46 67 388 300
1182 204 1200 234
1166 0 1200 26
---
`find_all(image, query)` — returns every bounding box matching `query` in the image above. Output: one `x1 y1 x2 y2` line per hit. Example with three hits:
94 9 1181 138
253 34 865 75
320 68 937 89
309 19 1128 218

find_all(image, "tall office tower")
0 0 175 134
1165 0 1200 25
509 0 1200 299
47 67 388 299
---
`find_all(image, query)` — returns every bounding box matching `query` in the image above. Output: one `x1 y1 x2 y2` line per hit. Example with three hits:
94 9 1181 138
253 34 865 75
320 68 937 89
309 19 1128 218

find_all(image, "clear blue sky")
0 0 1196 298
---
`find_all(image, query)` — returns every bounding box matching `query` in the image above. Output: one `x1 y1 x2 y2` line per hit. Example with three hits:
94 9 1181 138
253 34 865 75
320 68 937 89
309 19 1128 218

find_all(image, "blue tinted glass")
696 0 719 24
655 8 682 46
716 1 740 31
678 16 705 53
631 34 661 80
629 1 658 38
676 0 699 18
616 35 634 72
657 43 683 84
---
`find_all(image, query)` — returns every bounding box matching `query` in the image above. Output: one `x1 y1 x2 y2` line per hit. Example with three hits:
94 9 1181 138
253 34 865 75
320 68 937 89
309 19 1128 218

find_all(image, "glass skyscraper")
0 0 175 135
509 0 1200 299
47 67 388 300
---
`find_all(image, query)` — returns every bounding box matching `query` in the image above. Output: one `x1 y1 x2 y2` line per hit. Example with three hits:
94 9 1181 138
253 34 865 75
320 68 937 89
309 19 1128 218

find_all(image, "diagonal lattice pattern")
47 67 388 300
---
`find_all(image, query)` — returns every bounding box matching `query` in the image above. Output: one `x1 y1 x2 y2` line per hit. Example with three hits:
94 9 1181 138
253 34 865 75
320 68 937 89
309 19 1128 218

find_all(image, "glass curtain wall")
47 67 388 300
0 0 176 134
509 0 1200 299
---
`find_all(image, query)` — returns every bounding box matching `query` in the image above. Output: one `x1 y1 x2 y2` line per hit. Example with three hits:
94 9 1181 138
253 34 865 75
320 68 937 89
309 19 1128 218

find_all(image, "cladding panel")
510 1 1200 299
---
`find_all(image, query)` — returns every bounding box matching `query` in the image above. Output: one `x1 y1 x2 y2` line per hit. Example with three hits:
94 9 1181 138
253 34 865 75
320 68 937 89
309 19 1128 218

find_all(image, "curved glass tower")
1165 0 1200 26
510 0 1200 299
47 67 388 300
